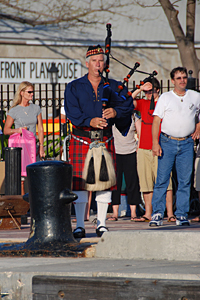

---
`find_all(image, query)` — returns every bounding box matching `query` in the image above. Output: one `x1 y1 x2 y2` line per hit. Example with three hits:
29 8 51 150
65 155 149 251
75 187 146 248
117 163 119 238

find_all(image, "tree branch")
134 0 181 8
0 0 141 27
158 0 186 44
186 0 196 42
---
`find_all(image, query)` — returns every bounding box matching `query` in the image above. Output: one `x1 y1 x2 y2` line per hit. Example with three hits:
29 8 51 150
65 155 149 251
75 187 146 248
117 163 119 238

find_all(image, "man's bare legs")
131 191 152 221
107 204 119 220
142 192 152 220
131 192 152 221
134 190 175 221
130 205 137 220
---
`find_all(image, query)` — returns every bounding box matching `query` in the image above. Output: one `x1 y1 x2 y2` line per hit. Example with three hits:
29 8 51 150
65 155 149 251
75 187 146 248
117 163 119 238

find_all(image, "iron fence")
0 79 199 160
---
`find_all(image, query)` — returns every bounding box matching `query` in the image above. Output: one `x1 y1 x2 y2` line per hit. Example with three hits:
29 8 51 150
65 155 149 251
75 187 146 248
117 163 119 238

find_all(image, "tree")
159 0 199 78
137 0 200 78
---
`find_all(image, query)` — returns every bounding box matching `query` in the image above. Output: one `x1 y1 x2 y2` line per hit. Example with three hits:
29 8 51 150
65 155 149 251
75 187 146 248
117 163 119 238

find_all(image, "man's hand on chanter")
102 108 117 120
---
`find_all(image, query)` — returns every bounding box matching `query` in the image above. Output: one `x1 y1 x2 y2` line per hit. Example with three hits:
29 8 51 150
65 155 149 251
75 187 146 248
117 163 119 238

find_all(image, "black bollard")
0 160 90 257
26 160 77 245
5 147 21 195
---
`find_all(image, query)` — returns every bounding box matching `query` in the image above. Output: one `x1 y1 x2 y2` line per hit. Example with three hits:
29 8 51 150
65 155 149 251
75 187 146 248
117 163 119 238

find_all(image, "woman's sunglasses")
27 91 34 94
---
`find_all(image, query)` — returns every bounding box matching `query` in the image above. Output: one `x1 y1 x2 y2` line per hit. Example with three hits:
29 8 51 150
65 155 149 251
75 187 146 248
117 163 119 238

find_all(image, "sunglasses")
27 91 34 94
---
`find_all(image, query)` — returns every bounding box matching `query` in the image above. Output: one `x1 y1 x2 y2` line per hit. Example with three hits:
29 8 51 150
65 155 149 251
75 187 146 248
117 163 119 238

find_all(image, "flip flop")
131 217 139 221
107 216 118 221
191 216 200 222
167 215 176 222
72 218 89 222
133 216 150 222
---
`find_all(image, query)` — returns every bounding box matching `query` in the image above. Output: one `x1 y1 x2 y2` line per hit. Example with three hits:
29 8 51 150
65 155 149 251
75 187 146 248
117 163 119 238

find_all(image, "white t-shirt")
112 114 139 154
153 90 200 138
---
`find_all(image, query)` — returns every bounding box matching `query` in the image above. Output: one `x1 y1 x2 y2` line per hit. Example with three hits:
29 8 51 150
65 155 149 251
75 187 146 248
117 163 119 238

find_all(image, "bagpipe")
83 24 158 191
100 24 158 109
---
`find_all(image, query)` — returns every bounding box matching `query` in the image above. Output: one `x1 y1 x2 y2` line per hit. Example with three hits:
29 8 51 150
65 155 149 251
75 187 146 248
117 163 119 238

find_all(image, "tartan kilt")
69 134 116 191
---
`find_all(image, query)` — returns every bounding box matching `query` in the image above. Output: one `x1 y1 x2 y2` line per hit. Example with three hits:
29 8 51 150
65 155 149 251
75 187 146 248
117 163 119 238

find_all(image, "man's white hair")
85 54 107 64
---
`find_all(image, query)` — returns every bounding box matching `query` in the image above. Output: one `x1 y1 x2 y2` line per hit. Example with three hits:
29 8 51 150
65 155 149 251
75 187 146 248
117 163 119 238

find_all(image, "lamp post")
48 62 58 158
186 70 197 91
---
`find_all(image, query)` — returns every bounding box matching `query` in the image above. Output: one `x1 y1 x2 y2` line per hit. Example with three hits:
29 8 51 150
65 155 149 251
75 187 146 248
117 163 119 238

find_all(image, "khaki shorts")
137 148 172 192
194 157 200 191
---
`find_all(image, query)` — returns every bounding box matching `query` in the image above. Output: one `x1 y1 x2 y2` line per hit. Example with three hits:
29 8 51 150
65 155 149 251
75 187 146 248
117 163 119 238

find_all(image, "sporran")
82 141 116 191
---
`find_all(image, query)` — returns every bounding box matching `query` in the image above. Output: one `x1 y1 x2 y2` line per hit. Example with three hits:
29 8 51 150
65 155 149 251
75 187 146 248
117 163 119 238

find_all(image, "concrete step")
95 230 200 261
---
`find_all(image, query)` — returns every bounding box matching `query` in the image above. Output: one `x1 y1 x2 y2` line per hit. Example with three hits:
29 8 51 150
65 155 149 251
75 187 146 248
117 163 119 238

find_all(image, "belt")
72 127 112 140
161 132 191 141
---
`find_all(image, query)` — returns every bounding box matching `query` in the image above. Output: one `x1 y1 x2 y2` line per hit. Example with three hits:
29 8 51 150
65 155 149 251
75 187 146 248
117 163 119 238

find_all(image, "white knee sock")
73 191 88 232
97 202 108 230
95 191 111 231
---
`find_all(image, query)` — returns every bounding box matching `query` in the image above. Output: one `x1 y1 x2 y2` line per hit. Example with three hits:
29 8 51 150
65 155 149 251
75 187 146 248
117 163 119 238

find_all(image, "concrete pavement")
0 215 200 299
0 256 200 299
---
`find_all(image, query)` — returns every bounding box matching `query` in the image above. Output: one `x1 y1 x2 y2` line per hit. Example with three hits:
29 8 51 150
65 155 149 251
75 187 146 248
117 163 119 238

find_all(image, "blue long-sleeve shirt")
64 74 134 133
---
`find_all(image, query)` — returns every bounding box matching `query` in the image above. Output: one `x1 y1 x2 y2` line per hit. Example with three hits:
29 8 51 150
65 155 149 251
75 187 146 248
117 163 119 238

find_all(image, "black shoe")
96 226 109 237
73 227 86 239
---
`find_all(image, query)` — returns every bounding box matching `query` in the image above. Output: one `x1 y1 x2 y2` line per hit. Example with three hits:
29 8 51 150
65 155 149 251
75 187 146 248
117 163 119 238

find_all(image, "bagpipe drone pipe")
100 24 158 131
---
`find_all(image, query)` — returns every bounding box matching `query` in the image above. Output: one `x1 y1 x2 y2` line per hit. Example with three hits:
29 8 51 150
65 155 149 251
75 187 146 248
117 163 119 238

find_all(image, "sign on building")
0 58 81 83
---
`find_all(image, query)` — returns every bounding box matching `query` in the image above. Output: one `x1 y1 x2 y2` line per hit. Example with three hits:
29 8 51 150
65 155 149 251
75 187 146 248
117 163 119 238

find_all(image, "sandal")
107 216 118 221
191 216 200 222
167 215 176 222
72 218 89 222
131 217 138 221
132 216 151 222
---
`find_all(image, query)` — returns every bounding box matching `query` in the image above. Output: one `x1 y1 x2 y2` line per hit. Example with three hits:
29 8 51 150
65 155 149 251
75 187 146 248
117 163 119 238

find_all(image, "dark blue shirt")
64 74 134 133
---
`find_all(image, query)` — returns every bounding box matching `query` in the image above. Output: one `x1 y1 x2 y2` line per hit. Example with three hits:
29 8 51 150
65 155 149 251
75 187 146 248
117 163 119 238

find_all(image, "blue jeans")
152 133 194 218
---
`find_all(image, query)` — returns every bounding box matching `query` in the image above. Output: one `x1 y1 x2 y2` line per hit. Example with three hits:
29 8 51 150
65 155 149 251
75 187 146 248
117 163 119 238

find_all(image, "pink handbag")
8 129 36 176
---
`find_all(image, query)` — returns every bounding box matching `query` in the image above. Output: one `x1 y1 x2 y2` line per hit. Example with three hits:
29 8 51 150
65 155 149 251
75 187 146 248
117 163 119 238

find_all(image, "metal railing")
0 79 199 160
